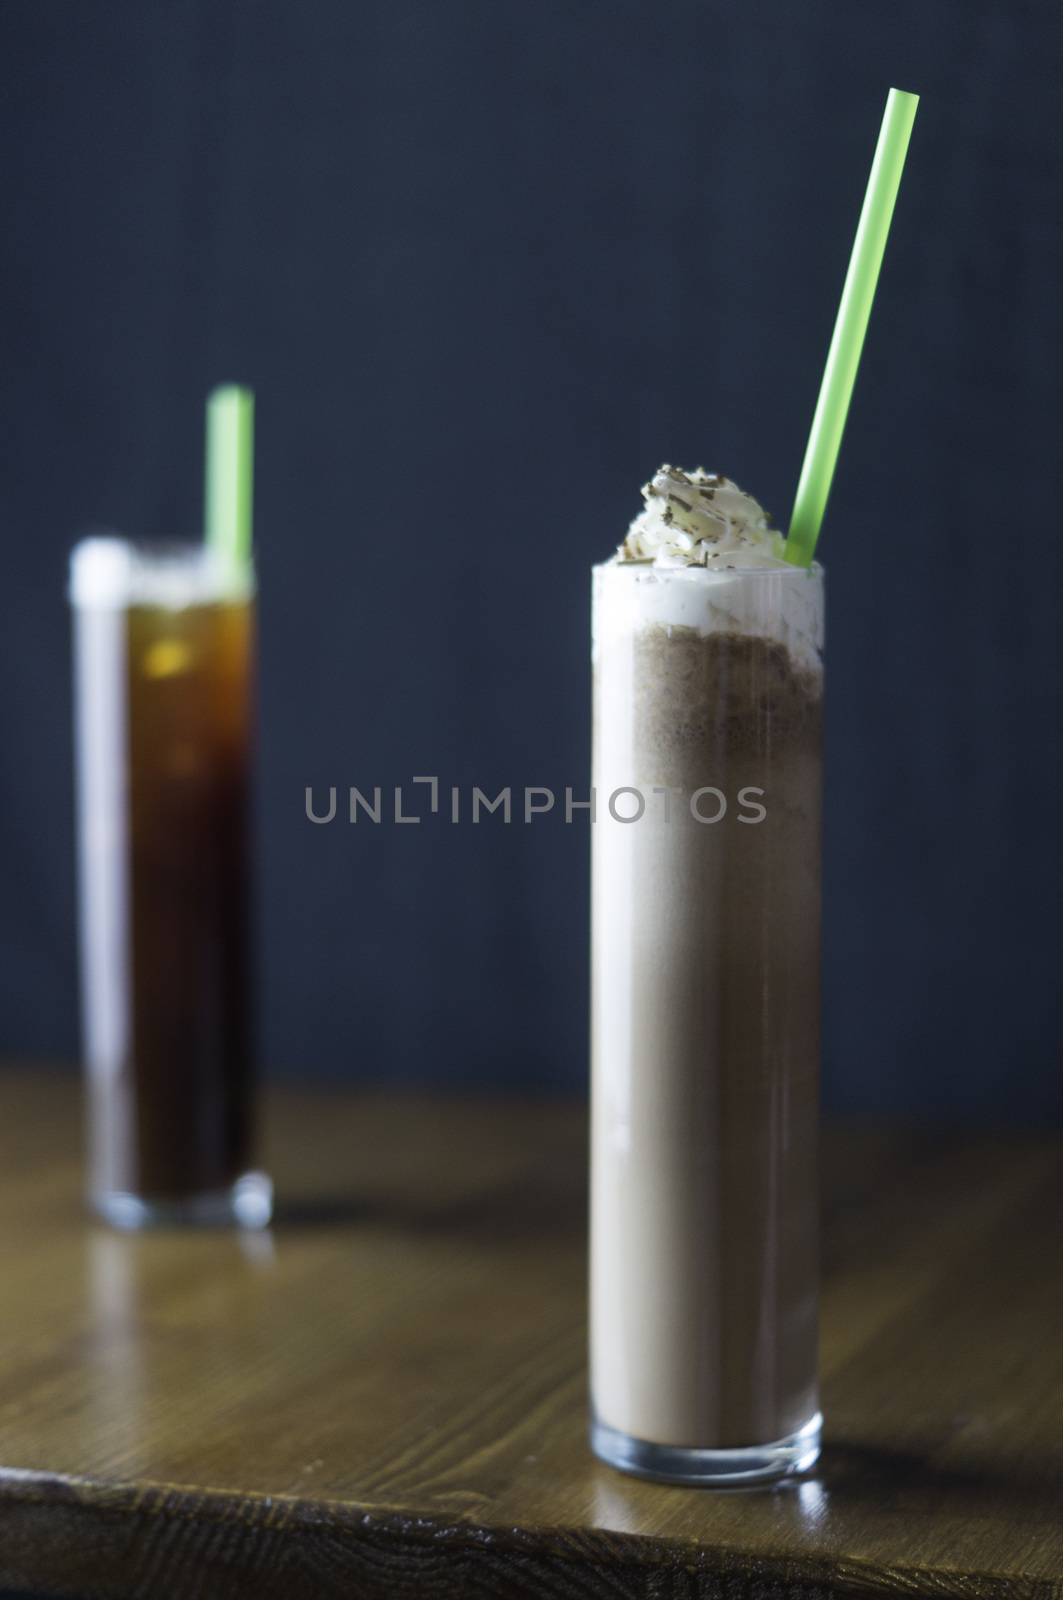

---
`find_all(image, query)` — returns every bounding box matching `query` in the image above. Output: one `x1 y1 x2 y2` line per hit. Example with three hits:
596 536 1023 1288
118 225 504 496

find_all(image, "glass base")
590 1411 822 1486
91 1171 273 1231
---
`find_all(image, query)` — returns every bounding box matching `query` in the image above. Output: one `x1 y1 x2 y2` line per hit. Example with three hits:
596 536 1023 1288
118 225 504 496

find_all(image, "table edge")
0 1468 1055 1600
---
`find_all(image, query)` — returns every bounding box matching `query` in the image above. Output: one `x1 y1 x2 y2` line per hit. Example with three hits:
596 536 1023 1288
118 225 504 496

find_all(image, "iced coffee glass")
590 558 824 1484
71 537 271 1228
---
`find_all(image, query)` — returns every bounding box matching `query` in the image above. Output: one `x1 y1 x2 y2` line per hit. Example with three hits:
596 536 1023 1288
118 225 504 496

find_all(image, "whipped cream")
597 467 823 676
620 466 787 569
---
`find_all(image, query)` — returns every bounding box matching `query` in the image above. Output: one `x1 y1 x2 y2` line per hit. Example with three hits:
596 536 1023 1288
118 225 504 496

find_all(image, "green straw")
205 384 255 573
784 88 919 567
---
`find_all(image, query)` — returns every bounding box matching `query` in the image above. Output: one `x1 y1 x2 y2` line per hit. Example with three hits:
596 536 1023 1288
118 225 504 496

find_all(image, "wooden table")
0 1069 1061 1598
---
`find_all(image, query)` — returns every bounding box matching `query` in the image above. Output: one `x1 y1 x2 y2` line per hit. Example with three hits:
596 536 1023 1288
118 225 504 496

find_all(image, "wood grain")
0 1068 1061 1598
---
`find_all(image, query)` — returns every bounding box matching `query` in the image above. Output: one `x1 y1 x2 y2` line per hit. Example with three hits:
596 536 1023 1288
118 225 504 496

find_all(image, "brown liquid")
591 617 821 1449
77 596 254 1203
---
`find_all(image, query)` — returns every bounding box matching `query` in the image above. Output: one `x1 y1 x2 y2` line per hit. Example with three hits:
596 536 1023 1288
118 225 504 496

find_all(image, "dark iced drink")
71 538 270 1228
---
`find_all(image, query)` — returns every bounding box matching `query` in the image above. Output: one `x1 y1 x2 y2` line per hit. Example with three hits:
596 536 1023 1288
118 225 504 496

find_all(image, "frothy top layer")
620 466 787 569
594 560 824 677
70 537 254 608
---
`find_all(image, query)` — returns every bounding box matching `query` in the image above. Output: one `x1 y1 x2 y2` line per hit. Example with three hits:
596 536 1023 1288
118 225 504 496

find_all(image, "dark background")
2 0 1061 1118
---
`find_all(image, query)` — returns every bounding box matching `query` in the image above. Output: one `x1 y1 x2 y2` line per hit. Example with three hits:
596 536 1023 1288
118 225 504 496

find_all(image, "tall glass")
71 538 271 1228
590 561 824 1484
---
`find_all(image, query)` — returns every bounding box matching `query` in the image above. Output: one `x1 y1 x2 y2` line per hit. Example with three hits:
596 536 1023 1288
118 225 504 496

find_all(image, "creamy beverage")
590 467 824 1483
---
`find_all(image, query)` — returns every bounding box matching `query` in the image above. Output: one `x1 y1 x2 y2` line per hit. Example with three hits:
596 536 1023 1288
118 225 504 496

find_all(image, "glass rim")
594 558 824 578
68 534 255 608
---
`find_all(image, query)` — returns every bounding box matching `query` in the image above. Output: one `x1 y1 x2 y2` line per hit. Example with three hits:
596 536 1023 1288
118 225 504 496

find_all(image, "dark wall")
2 0 1061 1116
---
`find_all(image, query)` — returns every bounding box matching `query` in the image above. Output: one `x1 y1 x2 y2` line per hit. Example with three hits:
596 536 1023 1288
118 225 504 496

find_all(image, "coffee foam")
70 537 254 609
593 560 824 678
